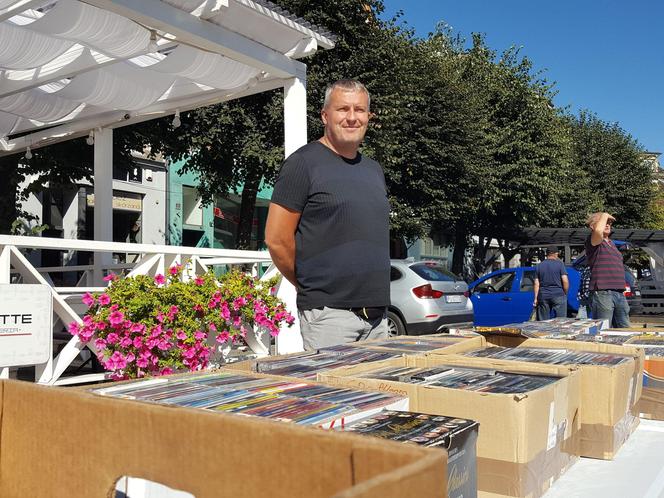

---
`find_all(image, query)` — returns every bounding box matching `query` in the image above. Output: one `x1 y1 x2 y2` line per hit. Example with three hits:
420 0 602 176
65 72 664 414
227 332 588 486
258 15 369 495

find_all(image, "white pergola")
0 0 334 380
0 0 334 254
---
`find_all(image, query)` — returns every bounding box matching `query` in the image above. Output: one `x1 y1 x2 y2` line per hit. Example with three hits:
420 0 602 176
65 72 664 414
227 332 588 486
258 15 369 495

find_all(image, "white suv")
388 259 474 336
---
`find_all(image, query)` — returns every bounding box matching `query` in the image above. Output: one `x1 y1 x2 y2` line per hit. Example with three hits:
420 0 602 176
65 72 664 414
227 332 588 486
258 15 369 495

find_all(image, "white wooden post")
0 246 10 378
93 128 114 285
283 71 308 157
275 74 308 354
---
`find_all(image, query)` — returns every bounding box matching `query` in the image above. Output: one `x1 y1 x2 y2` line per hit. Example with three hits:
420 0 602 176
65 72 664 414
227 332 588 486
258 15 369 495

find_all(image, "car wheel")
387 311 406 337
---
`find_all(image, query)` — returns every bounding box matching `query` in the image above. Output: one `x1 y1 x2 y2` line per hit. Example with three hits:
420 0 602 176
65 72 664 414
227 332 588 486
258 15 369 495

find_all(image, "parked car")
469 264 642 327
388 259 473 336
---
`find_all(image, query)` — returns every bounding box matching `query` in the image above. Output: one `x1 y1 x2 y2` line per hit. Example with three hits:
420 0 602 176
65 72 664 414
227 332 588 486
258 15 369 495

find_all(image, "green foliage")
10 218 48 236
2 0 656 264
566 111 652 227
643 186 664 230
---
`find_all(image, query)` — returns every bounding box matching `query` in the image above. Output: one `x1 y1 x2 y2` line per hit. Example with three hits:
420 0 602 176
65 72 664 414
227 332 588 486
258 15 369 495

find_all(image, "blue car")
469 260 641 326
468 266 581 326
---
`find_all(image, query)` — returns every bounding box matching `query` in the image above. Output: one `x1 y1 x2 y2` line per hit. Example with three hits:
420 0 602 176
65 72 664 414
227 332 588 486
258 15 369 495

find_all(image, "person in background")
265 79 390 351
533 246 569 320
585 212 630 327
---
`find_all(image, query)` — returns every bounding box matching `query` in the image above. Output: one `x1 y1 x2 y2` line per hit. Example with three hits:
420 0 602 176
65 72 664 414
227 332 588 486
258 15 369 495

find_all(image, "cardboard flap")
0 380 445 498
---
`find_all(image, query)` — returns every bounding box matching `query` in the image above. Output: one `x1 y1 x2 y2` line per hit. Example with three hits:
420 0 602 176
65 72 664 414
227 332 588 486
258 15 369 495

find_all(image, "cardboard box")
348 335 487 355
452 336 643 460
226 336 485 378
0 379 447 498
636 386 664 421
319 355 581 498
643 355 664 390
623 335 664 390
91 368 410 430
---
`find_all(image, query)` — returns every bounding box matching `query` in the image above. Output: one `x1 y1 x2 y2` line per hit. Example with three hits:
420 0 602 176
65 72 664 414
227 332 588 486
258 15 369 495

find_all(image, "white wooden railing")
0 235 300 386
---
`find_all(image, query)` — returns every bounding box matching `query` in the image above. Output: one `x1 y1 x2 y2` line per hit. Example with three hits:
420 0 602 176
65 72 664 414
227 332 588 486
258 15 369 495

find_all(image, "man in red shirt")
585 212 630 327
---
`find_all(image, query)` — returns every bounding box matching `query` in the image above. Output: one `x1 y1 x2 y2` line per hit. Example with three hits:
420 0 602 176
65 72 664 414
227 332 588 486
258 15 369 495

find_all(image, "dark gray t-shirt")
535 259 568 299
270 141 390 310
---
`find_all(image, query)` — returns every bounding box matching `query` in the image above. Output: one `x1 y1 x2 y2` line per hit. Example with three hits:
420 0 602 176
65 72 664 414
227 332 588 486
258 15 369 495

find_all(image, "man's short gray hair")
323 79 371 110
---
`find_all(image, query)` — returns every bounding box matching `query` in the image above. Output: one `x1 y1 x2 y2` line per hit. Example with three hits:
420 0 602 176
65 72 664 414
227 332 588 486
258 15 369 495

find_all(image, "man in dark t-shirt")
533 246 569 320
584 211 630 327
265 80 390 350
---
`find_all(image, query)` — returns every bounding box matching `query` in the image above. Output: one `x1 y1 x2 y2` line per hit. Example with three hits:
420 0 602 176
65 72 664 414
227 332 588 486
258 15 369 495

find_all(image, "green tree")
0 139 95 234
567 110 652 227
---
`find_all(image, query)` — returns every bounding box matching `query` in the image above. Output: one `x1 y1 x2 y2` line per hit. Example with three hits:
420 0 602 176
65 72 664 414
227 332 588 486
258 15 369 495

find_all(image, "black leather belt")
345 306 386 320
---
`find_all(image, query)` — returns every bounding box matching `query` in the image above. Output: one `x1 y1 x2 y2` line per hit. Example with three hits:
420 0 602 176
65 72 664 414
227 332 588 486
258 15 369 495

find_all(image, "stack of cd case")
341 410 479 498
626 335 664 357
252 349 403 378
463 346 631 366
475 318 607 339
91 370 408 428
321 336 477 354
570 332 638 345
353 364 559 394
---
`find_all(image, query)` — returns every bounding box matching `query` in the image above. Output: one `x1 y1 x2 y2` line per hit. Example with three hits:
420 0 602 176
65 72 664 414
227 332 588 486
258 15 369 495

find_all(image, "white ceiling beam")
195 0 229 20
81 0 306 79
233 0 335 50
0 76 288 155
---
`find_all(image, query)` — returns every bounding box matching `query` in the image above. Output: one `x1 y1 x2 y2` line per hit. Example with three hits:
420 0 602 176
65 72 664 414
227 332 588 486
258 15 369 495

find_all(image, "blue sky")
381 0 663 153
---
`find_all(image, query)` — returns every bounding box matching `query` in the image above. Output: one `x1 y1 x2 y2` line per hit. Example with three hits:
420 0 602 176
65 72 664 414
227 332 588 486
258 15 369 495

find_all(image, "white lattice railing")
0 235 300 386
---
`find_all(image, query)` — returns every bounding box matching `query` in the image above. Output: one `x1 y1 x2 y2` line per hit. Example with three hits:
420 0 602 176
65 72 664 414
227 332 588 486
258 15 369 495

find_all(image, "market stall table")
544 419 664 498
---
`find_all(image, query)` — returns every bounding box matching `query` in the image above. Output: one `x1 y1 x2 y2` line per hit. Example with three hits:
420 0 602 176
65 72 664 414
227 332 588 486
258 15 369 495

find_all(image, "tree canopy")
2 0 656 269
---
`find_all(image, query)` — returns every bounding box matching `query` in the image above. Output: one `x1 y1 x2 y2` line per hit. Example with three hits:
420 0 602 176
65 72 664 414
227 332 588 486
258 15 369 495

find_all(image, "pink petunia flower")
131 323 145 333
98 293 111 306
82 292 95 307
105 351 127 370
220 302 230 320
194 276 204 286
154 274 166 285
108 310 125 326
169 265 180 276
103 273 117 282
216 330 230 343
78 327 95 342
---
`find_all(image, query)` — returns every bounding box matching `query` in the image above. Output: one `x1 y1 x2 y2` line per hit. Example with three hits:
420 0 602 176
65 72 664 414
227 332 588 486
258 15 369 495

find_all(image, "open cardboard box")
0 379 447 498
318 355 581 498
444 336 643 460
225 336 485 376
342 335 487 354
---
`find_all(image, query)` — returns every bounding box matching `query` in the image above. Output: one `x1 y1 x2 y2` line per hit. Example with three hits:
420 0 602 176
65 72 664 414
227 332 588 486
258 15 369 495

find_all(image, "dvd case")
342 410 479 498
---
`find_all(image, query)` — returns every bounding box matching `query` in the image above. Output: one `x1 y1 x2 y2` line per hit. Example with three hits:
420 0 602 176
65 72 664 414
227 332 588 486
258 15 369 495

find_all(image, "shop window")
182 186 203 226
113 163 142 183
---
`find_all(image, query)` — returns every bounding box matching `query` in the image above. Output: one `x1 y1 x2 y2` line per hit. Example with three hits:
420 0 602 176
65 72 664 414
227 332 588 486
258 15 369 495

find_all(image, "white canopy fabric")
0 0 334 153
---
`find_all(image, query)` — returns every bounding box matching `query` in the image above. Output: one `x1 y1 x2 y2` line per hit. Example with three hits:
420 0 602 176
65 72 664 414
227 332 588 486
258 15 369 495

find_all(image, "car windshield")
410 263 458 282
